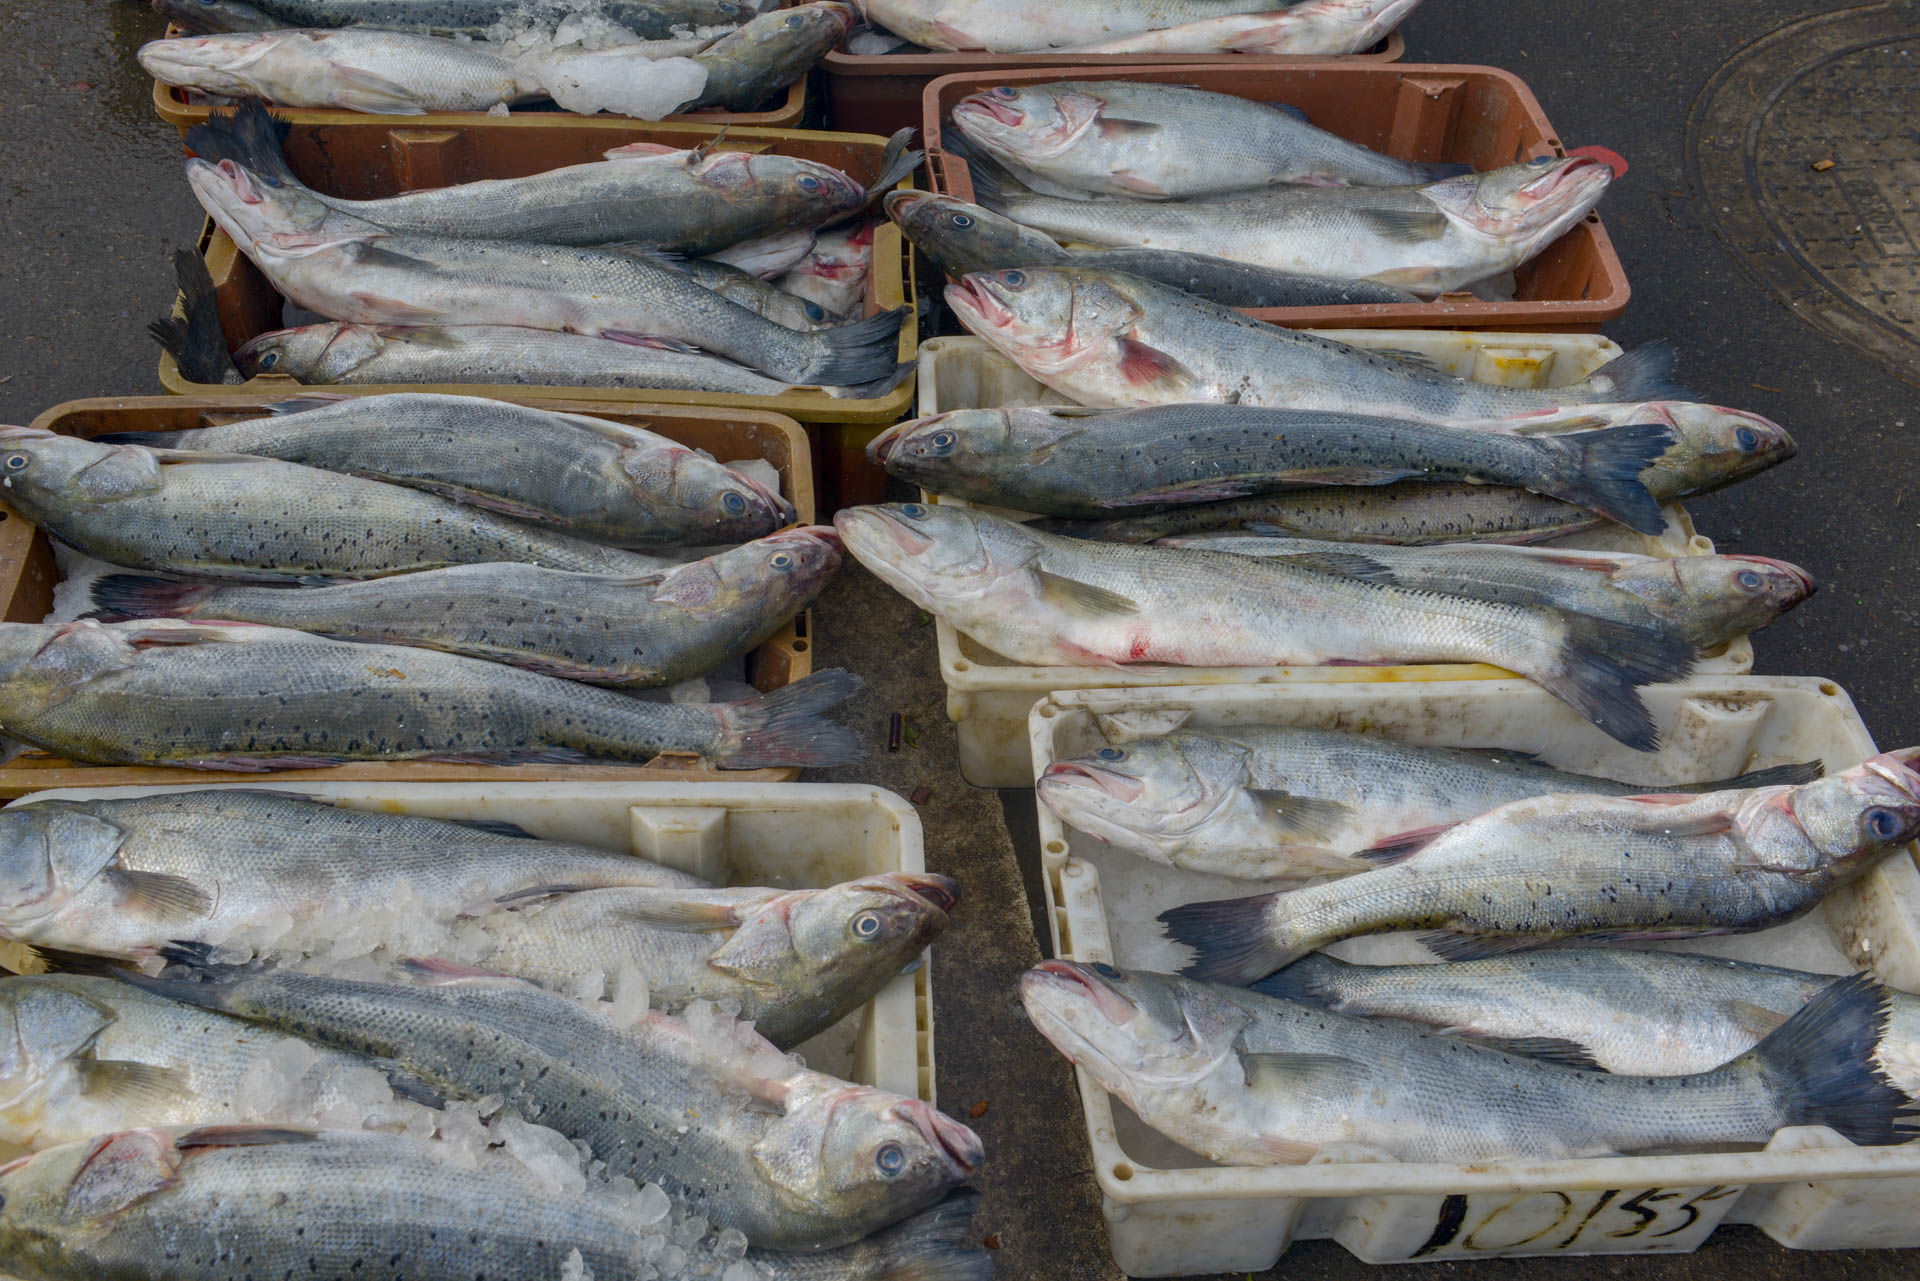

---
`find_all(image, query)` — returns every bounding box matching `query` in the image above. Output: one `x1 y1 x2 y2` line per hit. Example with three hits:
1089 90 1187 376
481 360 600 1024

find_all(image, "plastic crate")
1028 678 1920 1271
912 335 1743 787
822 34 1404 138
0 780 936 1105
0 395 819 794
923 63 1629 332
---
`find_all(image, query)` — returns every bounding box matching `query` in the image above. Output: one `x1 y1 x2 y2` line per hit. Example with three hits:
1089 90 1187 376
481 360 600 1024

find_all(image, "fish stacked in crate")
853 0 1419 56
0 782 988 1279
157 102 908 400
0 395 862 774
140 0 854 121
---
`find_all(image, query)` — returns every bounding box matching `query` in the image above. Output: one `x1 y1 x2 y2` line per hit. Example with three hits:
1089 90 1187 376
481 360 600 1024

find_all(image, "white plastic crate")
1027 678 1920 1273
0 782 937 1106
911 336 1752 787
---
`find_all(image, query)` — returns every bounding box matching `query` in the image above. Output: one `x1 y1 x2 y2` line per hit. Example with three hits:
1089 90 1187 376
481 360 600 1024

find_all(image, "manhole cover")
1689 1 1920 383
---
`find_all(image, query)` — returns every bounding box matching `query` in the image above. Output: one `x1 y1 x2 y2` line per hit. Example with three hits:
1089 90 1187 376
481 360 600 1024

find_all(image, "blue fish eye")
804 302 825 321
785 12 803 24
258 352 279 368
1867 808 1903 840
1735 426 1759 450
876 1142 906 1174
951 213 973 228
992 86 1016 100
853 910 883 940
3 454 27 473
899 503 927 518
1735 570 1762 589
1090 962 1122 979
1001 270 1026 286
769 551 794 570
1095 746 1125 762
929 431 955 451
722 491 748 514
798 175 821 191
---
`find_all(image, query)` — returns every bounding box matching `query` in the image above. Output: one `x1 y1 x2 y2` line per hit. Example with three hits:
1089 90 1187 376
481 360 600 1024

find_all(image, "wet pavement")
4 2 1920 1278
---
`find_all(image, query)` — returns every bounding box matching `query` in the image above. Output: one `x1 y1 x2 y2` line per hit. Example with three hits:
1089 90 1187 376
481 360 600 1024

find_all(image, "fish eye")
798 175 821 191
1867 808 1904 840
785 12 803 24
803 302 825 321
852 910 884 940
929 430 956 452
769 551 794 570
1735 570 1763 590
899 503 927 519
991 86 1016 100
258 352 279 369
721 491 748 514
1095 747 1126 762
951 213 973 228
1735 426 1759 450
2 454 27 473
1528 155 1557 166
875 1142 906 1175
1000 270 1027 287
1090 962 1122 979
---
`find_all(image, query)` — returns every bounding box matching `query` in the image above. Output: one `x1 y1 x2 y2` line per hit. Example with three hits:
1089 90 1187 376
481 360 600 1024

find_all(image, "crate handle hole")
952 660 970 672
1037 704 1055 717
1112 1163 1135 1182
791 639 809 653
1820 682 1840 696
1046 840 1065 855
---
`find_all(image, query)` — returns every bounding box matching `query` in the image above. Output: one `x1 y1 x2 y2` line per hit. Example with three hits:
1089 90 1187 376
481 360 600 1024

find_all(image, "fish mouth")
0 1150 33 1177
1028 959 1138 1026
731 465 796 524
764 524 843 555
1522 155 1612 208
946 276 1013 329
817 0 858 38
1866 753 1920 802
1726 554 1817 598
866 413 946 464
955 95 1024 130
1565 145 1630 179
1041 761 1144 803
836 505 934 556
880 870 960 914
883 189 933 225
894 1099 983 1175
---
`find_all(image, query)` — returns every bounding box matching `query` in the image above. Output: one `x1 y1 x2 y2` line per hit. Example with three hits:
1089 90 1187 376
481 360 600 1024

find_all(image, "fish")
707 225 822 278
1038 403 1798 543
1020 961 1914 1164
1155 539 1816 649
867 404 1676 533
1254 950 1920 1089
1037 724 1823 880
1160 752 1920 984
779 223 876 319
943 266 1686 417
950 79 1468 199
1061 0 1419 53
93 392 794 546
123 960 982 1249
959 144 1612 298
471 870 959 1047
188 156 906 388
0 1126 987 1281
835 503 1693 751
0 428 669 583
186 101 909 255
0 619 862 771
0 788 703 965
693 2 856 112
671 258 842 329
0 975 424 1151
860 0 1405 53
151 0 770 41
887 189 1421 307
147 250 244 386
89 528 840 687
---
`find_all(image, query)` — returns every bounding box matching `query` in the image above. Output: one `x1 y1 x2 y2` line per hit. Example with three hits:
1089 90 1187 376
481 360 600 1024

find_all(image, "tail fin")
810 307 908 388
837 361 918 400
941 133 1031 213
88 575 212 623
865 128 925 203
1678 760 1825 792
1531 422 1676 534
841 1188 992 1280
185 100 299 188
95 430 189 447
715 669 863 769
1248 952 1350 1007
1417 161 1477 182
1157 891 1291 985
150 249 243 386
1572 340 1691 404
1747 972 1914 1147
1536 613 1696 752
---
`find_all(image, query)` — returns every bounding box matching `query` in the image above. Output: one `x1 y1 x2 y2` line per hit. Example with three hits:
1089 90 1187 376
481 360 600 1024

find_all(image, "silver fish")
692 2 855 112
1062 0 1420 53
1255 950 1920 1090
1161 753 1920 983
88 529 839 688
862 0 1408 53
671 257 842 329
139 30 548 113
1038 725 1823 880
95 392 793 546
1022 961 1913 1164
0 619 861 771
152 0 769 40
836 502 1693 751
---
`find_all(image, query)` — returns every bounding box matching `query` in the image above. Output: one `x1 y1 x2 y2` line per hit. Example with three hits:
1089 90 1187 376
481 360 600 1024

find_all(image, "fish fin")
1366 347 1442 371
1268 102 1310 123
1455 746 1551 766
1096 481 1262 507
600 331 703 351
1574 340 1691 404
593 888 771 932
185 100 298 182
167 755 358 772
1035 569 1140 619
1417 161 1477 181
149 248 242 386
603 141 686 160
174 1125 320 1151
261 394 352 415
1418 931 1554 961
1110 170 1168 197
940 133 1029 210
1749 973 1913 1146
441 817 542 839
1053 639 1125 667
1095 117 1162 139
1114 336 1191 391
1353 821 1458 865
92 430 185 447
1241 1050 1367 1096
348 292 444 323
1357 206 1450 242
401 478 557 523
397 956 522 986
372 1060 447 1109
1535 614 1695 753
930 19 988 49
141 448 288 466
87 574 209 623
862 128 926 206
850 1189 992 1281
417 748 596 767
1620 792 1699 804
1260 549 1400 582
1636 810 1737 838
25 946 137 977
1685 761 1826 791
374 326 462 348
327 66 427 114
1531 422 1675 534
75 1059 189 1107
1451 1033 1604 1070
1723 999 1794 1039
104 868 213 924
1158 892 1288 985
805 306 911 388
1266 464 1430 487
713 668 863 769
1249 1132 1322 1163
1247 790 1355 846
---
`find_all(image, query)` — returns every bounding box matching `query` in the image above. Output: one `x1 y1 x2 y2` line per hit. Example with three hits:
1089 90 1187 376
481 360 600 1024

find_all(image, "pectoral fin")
1358 207 1450 242
1448 1033 1603 1070
104 868 212 924
1115 337 1191 391
1035 569 1140 619
1241 1050 1366 1097
329 66 427 114
1248 790 1355 845
76 1059 188 1107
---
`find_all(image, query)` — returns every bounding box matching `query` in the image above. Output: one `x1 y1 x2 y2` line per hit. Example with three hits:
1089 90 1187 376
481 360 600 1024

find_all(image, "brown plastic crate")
0 395 821 795
922 63 1628 331
822 34 1403 137
149 22 807 133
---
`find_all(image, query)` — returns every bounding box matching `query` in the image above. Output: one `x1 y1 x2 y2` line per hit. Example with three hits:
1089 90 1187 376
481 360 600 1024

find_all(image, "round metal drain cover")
1689 2 1920 383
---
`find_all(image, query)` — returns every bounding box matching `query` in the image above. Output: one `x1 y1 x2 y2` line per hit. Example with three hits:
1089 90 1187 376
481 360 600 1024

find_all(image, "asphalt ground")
2 2 1918 1278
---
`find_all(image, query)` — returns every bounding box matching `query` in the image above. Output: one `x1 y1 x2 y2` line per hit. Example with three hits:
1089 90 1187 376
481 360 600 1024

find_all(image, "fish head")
0 802 131 935
1421 155 1613 252
1741 754 1920 878
0 1128 188 1258
1021 961 1247 1095
186 156 336 263
136 32 281 98
0 427 171 519
644 524 839 624
885 192 1058 278
952 84 1104 162
946 268 1140 377
1038 735 1255 857
631 444 795 541
834 503 1037 612
0 621 142 724
1609 555 1816 649
236 322 382 382
1634 404 1796 496
867 408 1070 483
757 1083 980 1238
692 151 868 223
0 980 115 1119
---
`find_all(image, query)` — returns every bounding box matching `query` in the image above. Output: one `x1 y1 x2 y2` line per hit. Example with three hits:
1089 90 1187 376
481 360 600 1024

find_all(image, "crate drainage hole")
1112 1163 1134 1181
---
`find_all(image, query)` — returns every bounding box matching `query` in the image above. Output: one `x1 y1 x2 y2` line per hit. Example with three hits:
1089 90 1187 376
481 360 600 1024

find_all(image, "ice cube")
535 48 709 120
607 961 650 1030
498 1115 589 1198
560 1248 594 1281
714 1228 748 1262
633 1181 672 1227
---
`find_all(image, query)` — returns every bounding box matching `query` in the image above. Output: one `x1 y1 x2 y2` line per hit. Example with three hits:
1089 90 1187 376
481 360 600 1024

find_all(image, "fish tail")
836 360 918 400
1676 760 1826 792
830 1188 992 1280
713 668 864 769
1536 612 1696 752
1248 953 1350 1006
1750 972 1915 1146
1569 339 1692 404
185 99 299 189
1533 421 1676 535
941 133 1030 213
1416 161 1477 182
149 248 243 386
1157 891 1296 986
865 127 927 203
94 429 188 446
88 574 213 623
809 307 908 388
